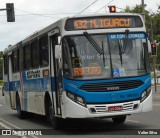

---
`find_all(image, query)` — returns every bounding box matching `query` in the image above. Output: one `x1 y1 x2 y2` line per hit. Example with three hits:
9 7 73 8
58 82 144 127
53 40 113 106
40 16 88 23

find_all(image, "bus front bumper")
61 91 152 119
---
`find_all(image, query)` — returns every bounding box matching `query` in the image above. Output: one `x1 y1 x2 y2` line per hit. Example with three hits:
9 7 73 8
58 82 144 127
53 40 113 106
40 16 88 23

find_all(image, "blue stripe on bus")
4 73 151 103
63 74 151 103
24 90 27 111
4 78 53 92
4 72 55 111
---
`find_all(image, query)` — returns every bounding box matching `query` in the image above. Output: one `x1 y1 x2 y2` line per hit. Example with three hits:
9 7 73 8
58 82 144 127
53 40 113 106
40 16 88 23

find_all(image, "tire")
2 87 4 96
47 100 61 129
16 94 25 119
112 115 126 124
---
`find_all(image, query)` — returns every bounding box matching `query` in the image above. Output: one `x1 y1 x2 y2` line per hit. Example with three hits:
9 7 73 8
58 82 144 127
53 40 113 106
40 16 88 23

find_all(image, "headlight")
66 91 86 107
77 96 85 106
67 92 75 101
141 86 151 102
141 91 147 102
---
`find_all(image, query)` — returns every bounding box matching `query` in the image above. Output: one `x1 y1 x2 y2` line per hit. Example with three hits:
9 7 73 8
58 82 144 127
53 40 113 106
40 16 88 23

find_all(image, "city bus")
3 13 152 128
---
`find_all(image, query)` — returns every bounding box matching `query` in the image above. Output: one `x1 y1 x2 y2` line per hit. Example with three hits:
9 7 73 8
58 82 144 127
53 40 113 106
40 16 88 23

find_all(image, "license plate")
108 106 123 112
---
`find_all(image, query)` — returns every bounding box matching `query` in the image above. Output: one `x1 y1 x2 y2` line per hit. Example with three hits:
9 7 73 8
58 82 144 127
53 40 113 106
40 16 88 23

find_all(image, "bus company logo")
111 94 117 101
27 70 40 79
106 87 119 91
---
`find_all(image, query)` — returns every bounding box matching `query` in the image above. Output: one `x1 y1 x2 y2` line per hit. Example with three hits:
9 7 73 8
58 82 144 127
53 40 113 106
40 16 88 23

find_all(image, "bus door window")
51 35 62 114
63 39 72 77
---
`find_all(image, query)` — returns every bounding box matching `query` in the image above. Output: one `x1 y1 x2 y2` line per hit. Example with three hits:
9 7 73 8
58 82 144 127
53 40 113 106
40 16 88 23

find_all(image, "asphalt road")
0 87 160 138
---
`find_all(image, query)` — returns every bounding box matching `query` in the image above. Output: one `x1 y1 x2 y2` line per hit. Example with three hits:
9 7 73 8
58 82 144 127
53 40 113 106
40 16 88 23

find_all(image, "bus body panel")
142 91 152 112
63 90 152 118
3 13 152 121
63 74 151 103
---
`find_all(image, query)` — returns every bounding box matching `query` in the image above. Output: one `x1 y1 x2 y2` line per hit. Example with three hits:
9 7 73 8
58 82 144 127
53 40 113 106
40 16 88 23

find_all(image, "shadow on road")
8 113 148 135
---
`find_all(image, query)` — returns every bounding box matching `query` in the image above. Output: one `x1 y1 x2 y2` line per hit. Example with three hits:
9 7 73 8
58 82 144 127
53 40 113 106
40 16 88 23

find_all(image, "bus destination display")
65 16 143 31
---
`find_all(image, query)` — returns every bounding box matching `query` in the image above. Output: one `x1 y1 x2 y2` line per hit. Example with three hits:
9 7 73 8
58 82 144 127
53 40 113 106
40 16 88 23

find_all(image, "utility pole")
142 0 145 21
150 16 157 92
147 14 157 92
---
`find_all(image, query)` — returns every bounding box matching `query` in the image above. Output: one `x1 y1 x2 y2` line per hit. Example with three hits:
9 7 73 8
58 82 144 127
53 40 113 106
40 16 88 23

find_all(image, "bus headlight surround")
140 86 151 102
66 91 86 107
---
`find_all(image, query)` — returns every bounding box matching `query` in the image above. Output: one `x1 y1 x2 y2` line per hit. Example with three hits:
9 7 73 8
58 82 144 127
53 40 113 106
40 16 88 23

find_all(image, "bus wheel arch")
44 92 60 129
16 92 25 119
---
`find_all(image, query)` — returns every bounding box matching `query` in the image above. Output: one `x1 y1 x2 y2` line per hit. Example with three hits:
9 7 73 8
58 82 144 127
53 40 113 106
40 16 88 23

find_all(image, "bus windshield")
63 33 149 80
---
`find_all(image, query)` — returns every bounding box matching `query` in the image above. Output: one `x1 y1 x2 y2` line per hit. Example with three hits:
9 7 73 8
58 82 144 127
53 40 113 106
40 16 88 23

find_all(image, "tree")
124 5 160 70
0 51 3 80
152 13 160 41
124 4 150 33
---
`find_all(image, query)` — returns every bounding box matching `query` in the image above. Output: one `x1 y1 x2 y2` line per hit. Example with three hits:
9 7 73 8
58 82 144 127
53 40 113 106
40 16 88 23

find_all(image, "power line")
0 14 63 18
78 0 99 14
16 9 77 15
15 8 62 18
95 0 114 13
2 0 115 19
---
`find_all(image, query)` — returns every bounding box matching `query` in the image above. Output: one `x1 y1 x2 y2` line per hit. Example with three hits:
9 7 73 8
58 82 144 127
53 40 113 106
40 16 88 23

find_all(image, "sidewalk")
151 85 160 93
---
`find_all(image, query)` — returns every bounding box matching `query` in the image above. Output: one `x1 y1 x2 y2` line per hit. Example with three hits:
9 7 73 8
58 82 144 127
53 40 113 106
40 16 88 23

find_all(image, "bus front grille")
88 101 140 113
80 80 143 92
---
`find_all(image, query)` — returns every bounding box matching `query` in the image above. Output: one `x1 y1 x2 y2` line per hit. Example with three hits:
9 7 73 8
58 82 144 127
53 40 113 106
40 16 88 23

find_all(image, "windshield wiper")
124 29 129 48
83 32 103 55
118 40 123 65
117 29 129 66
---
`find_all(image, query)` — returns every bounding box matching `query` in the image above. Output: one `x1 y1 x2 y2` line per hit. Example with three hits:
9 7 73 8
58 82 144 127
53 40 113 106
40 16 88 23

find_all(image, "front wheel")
16 94 25 119
48 101 61 129
112 115 126 124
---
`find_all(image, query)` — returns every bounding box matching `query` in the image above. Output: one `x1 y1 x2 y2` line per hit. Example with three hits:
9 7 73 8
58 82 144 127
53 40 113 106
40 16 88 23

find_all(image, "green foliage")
152 14 160 38
124 4 160 70
0 51 3 80
0 80 3 86
125 4 150 33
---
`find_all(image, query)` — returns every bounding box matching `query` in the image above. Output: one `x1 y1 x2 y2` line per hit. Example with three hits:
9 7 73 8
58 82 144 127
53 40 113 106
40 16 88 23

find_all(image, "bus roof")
4 12 143 54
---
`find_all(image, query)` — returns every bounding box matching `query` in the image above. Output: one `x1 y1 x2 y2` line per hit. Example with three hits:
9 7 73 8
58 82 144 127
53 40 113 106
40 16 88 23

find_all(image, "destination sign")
65 16 143 31
73 67 102 76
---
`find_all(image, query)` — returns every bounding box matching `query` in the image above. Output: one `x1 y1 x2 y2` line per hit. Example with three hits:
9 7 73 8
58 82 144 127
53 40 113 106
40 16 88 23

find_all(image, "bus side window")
3 55 8 75
12 49 19 73
24 43 31 70
19 47 23 71
31 39 39 68
39 35 49 67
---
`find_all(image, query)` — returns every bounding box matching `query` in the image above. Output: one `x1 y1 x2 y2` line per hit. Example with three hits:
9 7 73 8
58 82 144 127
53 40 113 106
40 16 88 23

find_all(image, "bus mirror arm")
55 45 62 59
58 36 61 45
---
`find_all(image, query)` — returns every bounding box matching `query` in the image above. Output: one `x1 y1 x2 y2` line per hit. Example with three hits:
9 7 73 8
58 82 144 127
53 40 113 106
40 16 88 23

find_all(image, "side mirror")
55 45 62 59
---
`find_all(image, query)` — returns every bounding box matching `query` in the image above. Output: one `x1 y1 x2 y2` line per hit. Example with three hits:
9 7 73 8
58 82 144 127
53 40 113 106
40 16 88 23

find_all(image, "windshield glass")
62 33 149 80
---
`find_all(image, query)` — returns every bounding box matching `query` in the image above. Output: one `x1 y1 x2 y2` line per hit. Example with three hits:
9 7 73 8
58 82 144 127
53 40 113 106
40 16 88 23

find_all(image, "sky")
0 0 160 51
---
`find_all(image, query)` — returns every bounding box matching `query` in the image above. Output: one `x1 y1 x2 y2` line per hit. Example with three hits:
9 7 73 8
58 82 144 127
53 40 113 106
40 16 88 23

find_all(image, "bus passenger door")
50 34 62 116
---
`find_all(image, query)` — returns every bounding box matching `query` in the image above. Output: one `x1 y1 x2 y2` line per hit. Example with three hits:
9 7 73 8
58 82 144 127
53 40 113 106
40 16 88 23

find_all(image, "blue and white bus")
3 13 152 128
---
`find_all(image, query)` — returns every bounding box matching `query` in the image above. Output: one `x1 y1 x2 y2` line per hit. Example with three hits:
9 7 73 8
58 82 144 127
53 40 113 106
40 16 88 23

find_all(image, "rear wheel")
16 94 25 119
2 87 4 96
112 116 126 124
